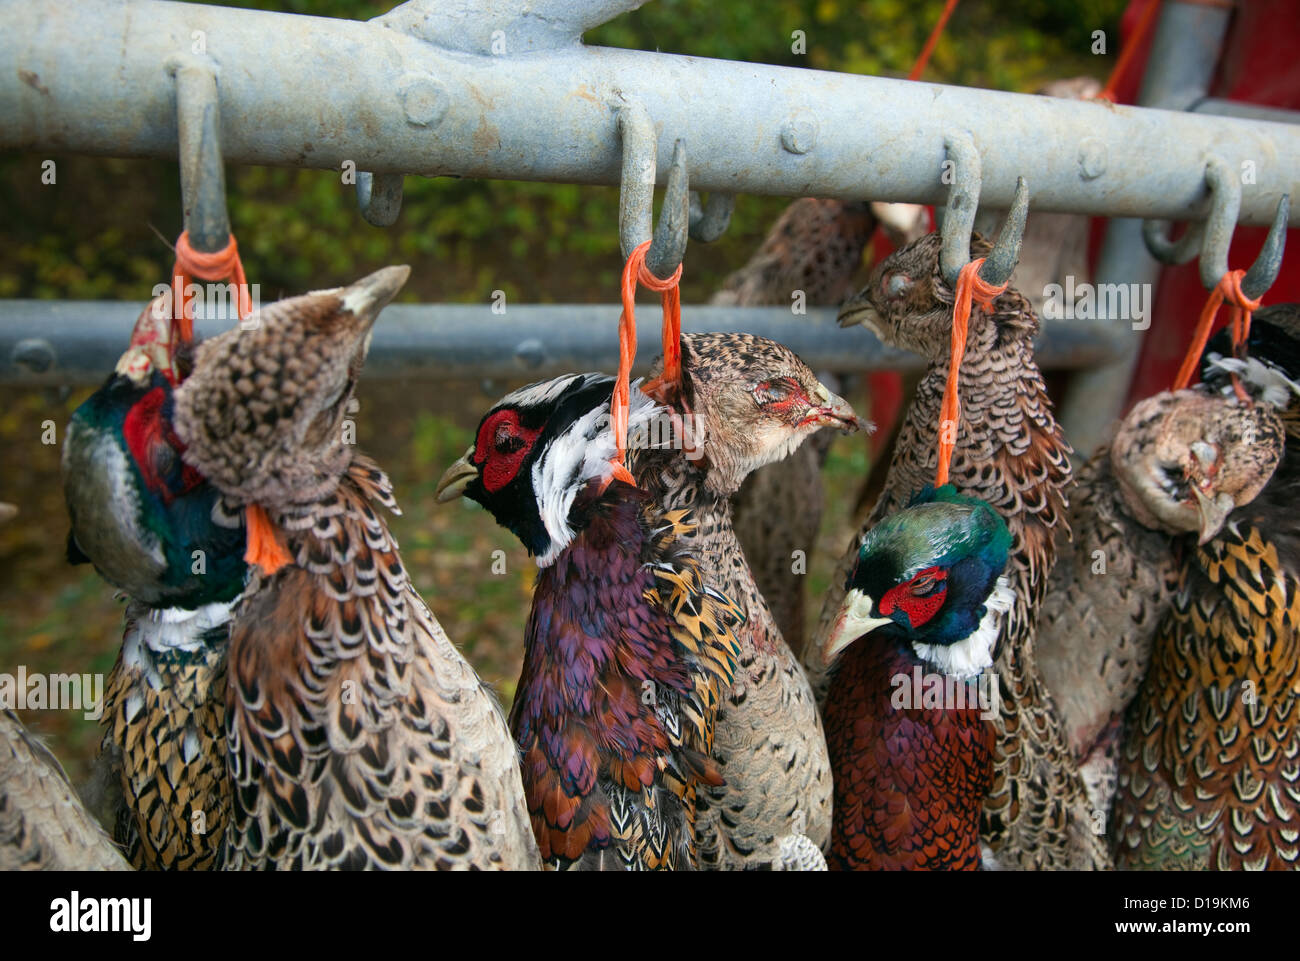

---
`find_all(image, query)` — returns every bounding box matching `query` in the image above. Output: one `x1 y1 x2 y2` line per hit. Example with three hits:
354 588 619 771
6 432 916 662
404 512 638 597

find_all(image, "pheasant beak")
435 448 478 503
116 297 177 386
837 292 883 337
822 589 892 665
1190 485 1235 545
810 381 873 434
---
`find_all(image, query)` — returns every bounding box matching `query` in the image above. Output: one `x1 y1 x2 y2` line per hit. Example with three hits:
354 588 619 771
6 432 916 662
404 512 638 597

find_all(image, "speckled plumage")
718 199 877 654
1112 306 1300 870
635 332 867 869
175 267 539 870
1038 391 1283 817
63 299 247 870
0 711 130 870
822 232 1104 869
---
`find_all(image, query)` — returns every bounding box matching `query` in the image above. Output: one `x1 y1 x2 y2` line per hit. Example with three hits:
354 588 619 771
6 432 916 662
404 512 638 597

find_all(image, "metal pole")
0 302 1125 386
1057 0 1235 454
1 0 1296 224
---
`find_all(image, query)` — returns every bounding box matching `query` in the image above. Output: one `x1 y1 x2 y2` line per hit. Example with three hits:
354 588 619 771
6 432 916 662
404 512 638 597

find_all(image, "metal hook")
167 56 230 254
937 131 1028 287
1241 194 1290 300
1196 156 1243 290
617 103 689 280
357 171 404 227
689 191 734 242
1141 218 1205 266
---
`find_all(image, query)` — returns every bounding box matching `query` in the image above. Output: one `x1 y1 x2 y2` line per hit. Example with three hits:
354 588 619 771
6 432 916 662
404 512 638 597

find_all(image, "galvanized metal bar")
2 0 1297 225
0 301 1125 386
1057 0 1234 453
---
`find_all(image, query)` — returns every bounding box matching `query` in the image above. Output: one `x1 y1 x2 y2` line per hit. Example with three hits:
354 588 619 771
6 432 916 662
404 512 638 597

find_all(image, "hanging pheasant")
1 711 131 870
62 297 246 870
436 373 743 869
173 266 539 870
1112 304 1300 870
824 231 1104 869
1037 389 1283 816
716 199 878 655
821 485 1013 870
634 331 868 869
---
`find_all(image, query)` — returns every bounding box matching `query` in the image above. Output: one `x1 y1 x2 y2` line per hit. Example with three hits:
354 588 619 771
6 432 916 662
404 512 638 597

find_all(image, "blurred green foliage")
0 0 1122 304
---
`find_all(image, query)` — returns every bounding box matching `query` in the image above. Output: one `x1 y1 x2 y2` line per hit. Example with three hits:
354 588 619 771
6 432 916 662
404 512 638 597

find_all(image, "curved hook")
1141 218 1205 265
1197 156 1244 290
167 56 230 254
617 103 689 281
1241 194 1290 300
357 172 404 227
979 177 1029 287
689 191 734 242
938 132 981 286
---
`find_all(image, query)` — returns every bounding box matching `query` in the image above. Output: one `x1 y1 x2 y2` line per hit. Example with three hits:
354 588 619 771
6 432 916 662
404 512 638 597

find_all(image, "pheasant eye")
474 408 542 493
753 377 804 408
884 272 911 299
878 565 949 628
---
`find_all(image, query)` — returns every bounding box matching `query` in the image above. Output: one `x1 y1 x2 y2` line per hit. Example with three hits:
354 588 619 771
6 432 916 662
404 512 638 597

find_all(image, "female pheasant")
1037 390 1283 817
635 332 868 869
1111 305 1300 870
63 298 246 870
716 199 879 655
436 373 743 869
821 486 1013 870
826 231 1102 869
1 711 130 870
173 266 539 870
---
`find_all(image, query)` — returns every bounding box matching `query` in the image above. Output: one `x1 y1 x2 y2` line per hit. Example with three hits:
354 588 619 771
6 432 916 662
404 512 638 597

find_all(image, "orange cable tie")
936 258 1007 487
1171 269 1260 393
171 230 253 346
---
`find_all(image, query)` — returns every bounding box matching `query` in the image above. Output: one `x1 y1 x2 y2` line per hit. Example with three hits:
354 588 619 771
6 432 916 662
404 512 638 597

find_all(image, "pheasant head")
1112 390 1283 545
173 266 409 512
63 297 245 608
824 485 1014 677
836 232 1036 359
645 331 869 495
436 372 664 566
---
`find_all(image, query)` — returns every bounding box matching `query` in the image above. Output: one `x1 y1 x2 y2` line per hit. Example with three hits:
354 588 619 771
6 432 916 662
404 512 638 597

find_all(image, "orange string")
908 0 961 81
1095 0 1162 103
170 230 252 346
607 240 684 488
1171 269 1261 393
936 259 1007 487
244 502 292 575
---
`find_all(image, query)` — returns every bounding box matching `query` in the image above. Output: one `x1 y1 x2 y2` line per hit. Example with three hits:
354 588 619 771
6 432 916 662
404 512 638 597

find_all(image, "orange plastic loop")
935 258 1007 487
607 240 684 488
1171 269 1260 392
170 230 253 345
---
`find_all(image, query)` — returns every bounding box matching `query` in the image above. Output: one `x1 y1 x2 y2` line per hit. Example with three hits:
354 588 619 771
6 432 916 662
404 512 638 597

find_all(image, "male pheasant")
437 373 743 869
825 232 1104 869
63 298 246 869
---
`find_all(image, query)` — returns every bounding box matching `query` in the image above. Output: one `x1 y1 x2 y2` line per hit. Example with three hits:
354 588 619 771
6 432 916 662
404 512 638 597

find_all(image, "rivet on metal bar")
167 56 229 254
937 132 1029 287
689 191 735 242
357 171 404 227
616 103 689 280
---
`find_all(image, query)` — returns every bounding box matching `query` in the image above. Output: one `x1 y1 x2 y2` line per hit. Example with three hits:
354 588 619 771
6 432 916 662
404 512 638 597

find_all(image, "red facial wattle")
878 565 949 629
474 408 542 493
122 386 205 504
